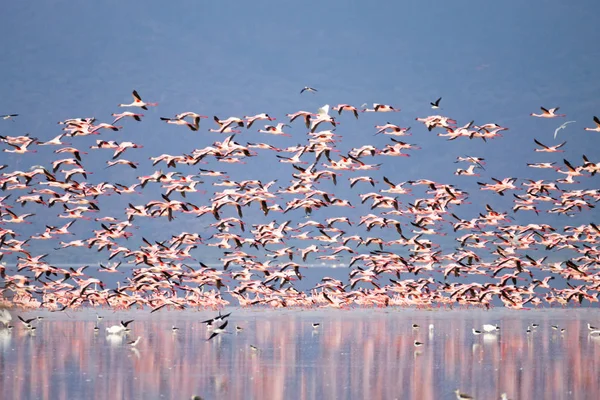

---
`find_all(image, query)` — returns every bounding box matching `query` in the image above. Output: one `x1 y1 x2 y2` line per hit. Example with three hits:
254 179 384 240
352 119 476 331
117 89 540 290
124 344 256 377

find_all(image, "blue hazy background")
0 0 599 272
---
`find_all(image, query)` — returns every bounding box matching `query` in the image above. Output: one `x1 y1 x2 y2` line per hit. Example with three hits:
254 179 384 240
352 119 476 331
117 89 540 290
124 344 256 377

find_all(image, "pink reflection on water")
0 310 599 400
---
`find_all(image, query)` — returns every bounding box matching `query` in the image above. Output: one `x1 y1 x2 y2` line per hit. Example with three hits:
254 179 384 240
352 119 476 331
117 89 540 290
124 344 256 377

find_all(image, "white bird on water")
554 120 576 139
106 320 134 334
482 324 499 333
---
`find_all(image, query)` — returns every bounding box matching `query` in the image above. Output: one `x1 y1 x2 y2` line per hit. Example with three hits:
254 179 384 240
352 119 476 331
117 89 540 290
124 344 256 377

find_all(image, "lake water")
1 309 600 400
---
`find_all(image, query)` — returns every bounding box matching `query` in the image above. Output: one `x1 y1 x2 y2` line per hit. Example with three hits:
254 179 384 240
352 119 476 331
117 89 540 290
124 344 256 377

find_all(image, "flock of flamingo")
0 90 599 313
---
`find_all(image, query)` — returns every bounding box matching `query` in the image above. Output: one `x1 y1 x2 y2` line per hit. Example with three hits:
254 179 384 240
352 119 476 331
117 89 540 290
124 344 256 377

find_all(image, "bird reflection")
129 347 140 359
106 333 126 346
0 312 598 400
0 329 11 350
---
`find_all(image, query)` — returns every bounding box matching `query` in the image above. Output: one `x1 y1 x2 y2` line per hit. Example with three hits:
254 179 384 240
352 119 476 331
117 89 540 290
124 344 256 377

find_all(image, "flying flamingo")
244 113 276 129
160 116 202 131
584 116 600 132
3 138 37 154
286 110 313 128
38 134 71 146
118 90 158 110
111 112 144 123
1 209 35 224
530 107 565 118
534 139 566 152
363 103 400 112
259 123 291 137
332 104 360 119
106 160 139 169
455 165 482 176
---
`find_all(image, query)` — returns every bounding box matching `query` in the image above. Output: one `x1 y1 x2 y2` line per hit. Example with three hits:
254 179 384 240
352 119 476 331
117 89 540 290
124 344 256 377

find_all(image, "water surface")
1 309 600 400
